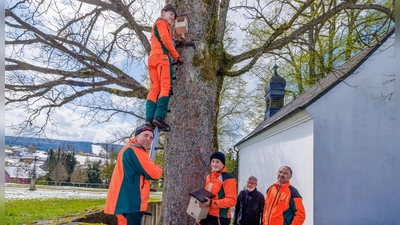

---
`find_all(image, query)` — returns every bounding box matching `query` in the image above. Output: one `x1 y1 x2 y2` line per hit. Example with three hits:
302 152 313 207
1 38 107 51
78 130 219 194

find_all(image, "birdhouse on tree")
175 15 189 37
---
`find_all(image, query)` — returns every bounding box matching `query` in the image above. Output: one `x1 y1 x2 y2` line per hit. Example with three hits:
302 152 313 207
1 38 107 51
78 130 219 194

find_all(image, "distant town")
5 136 122 185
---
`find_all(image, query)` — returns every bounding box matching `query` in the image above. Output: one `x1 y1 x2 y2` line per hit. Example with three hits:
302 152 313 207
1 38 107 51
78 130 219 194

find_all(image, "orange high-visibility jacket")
204 167 237 219
262 181 306 225
149 18 180 60
104 139 162 215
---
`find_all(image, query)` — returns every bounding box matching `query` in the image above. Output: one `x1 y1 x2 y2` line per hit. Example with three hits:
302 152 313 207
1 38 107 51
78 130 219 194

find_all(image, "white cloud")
5 105 116 143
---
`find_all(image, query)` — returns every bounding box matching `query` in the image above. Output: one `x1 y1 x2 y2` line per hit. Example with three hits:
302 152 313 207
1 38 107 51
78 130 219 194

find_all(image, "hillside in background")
5 136 110 153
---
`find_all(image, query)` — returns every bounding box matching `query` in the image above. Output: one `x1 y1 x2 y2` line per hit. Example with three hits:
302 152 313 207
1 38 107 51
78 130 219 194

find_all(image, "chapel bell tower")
264 64 286 120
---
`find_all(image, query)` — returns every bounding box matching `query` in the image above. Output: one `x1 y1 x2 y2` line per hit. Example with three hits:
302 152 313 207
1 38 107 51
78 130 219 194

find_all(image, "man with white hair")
233 175 265 225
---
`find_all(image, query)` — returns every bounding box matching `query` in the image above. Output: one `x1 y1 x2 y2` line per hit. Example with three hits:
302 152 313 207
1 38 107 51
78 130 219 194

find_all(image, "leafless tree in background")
5 0 394 223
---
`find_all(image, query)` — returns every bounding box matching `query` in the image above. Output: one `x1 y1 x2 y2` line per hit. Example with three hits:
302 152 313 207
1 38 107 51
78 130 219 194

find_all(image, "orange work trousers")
116 212 143 225
146 54 173 119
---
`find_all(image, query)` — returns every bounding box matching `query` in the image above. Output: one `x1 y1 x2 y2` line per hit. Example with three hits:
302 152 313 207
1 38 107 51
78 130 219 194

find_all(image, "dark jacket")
233 188 265 225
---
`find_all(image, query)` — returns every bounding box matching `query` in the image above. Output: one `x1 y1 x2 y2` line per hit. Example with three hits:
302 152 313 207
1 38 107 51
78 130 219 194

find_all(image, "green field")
5 195 162 225
5 198 106 225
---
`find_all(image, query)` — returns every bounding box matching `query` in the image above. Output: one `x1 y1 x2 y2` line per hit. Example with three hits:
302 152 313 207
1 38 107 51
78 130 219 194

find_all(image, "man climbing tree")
5 0 394 224
145 3 183 131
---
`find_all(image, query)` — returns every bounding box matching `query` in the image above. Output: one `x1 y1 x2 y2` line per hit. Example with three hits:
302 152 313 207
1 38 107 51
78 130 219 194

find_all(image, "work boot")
153 117 171 132
144 118 154 128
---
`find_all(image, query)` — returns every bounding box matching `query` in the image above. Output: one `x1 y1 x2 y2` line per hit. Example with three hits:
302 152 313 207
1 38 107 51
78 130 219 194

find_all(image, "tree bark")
29 178 36 191
160 1 224 224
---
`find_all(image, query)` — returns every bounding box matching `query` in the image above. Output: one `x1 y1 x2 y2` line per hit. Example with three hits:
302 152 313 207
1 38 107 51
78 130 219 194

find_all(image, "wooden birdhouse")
186 196 209 221
175 16 189 37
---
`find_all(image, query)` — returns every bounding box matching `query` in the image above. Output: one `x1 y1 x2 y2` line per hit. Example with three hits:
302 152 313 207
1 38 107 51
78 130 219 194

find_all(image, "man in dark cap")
105 125 163 225
162 3 177 19
145 3 183 131
197 152 237 225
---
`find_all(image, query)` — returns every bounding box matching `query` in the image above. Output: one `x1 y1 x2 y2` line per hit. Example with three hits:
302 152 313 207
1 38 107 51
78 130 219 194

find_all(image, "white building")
5 163 47 183
91 144 106 156
235 29 395 225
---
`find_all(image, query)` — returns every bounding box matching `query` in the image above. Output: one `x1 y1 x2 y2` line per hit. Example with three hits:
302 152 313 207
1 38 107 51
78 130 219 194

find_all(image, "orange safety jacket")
204 167 237 219
104 138 162 215
149 18 180 60
262 181 306 225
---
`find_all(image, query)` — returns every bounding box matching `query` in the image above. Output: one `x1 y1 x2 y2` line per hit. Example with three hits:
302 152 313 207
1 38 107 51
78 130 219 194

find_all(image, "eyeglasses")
247 182 257 185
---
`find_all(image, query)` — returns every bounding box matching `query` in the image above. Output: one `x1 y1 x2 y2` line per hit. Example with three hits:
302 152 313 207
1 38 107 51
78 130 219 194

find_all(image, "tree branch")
226 0 315 77
225 0 393 77
217 0 230 42
6 9 149 97
350 4 395 21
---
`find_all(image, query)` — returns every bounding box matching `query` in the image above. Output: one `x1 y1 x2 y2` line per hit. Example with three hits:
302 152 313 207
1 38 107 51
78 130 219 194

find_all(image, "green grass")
5 197 161 225
5 198 106 225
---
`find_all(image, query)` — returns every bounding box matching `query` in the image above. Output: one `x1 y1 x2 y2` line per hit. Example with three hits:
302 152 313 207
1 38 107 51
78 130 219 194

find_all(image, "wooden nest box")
186 196 209 221
175 16 189 37
186 188 215 221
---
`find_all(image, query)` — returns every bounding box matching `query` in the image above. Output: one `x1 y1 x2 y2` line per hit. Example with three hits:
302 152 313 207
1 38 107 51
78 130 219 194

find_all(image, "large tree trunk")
160 1 224 224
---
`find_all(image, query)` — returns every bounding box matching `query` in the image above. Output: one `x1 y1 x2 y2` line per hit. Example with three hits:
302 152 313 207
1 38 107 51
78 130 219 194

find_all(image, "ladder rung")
155 147 164 150
143 211 153 216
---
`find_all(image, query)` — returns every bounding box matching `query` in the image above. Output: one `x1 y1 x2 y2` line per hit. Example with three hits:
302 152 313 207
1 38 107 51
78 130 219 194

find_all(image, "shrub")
9 179 20 184
36 180 46 185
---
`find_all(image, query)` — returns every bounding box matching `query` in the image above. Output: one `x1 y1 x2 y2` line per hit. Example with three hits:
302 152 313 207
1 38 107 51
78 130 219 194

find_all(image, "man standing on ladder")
104 125 163 224
145 3 183 131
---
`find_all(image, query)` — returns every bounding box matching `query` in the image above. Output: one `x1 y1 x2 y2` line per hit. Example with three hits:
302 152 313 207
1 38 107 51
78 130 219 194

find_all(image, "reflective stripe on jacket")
204 167 237 219
150 18 180 60
104 138 162 214
262 181 306 225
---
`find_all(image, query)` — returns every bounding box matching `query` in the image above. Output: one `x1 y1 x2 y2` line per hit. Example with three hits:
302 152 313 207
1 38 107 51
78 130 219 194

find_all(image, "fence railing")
9 180 163 191
45 181 110 189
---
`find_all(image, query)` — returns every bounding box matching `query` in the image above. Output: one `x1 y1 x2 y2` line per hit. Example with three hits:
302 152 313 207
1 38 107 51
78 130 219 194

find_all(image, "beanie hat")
134 125 154 137
162 4 177 19
210 152 225 165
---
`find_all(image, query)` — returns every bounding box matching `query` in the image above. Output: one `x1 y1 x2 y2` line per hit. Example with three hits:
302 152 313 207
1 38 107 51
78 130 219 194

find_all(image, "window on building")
271 98 283 108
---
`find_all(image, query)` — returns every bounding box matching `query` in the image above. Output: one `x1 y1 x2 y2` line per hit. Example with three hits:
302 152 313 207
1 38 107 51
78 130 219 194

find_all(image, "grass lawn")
5 196 161 225
5 198 106 225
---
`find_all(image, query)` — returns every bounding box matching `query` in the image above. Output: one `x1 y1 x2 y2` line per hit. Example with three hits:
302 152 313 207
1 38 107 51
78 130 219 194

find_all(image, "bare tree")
5 0 394 223
70 168 89 184
29 156 38 191
27 145 36 153
49 162 69 186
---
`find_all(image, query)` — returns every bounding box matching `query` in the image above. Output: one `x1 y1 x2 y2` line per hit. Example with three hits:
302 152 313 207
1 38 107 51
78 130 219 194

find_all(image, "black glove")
178 37 187 46
177 57 183 65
